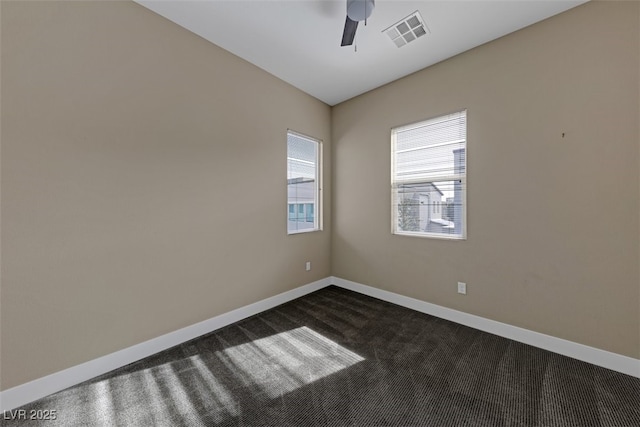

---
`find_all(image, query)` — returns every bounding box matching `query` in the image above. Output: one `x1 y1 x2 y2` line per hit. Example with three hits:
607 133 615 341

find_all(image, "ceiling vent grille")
383 11 429 48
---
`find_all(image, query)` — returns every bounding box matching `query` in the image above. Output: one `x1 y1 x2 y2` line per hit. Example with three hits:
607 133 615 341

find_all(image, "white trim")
0 277 331 412
393 230 466 241
3 275 638 411
330 276 640 379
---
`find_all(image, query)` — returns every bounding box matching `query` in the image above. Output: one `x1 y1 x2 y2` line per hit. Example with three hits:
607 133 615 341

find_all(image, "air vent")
383 11 429 48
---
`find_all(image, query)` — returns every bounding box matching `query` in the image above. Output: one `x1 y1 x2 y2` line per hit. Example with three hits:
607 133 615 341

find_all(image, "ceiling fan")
341 0 375 47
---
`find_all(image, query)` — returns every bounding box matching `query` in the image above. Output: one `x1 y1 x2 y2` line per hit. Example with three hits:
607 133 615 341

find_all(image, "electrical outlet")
457 282 467 295
305 261 311 271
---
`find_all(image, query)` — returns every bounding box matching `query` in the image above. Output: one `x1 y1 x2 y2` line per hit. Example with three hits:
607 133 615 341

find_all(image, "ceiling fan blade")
341 16 358 46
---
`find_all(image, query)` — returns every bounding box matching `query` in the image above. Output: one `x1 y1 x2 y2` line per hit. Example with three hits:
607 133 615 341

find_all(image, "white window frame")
287 130 322 235
391 110 467 240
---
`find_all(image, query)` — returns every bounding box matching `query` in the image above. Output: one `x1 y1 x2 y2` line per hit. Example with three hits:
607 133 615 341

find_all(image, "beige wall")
2 0 639 394
0 1 331 390
332 1 640 358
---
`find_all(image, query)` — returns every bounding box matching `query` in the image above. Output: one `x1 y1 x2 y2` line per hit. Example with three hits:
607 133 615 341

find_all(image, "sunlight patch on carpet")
216 326 365 398
189 355 240 422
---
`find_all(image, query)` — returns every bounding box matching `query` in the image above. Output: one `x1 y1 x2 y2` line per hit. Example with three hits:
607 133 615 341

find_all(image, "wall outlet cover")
457 282 467 295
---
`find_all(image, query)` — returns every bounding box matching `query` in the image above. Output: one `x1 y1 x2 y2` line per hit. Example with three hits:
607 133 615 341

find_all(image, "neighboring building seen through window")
287 131 321 234
391 110 467 239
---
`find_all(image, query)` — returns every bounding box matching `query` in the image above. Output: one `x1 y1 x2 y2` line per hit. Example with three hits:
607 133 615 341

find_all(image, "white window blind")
391 110 467 239
287 130 322 234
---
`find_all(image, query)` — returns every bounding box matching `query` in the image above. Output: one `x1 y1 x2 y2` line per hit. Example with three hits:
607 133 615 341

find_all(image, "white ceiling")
136 0 588 106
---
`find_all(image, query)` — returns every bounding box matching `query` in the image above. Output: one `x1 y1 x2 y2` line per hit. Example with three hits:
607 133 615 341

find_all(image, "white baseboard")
3 275 638 412
330 276 640 379
0 277 331 412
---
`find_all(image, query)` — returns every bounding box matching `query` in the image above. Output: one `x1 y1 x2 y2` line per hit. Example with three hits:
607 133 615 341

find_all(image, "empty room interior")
1 0 639 425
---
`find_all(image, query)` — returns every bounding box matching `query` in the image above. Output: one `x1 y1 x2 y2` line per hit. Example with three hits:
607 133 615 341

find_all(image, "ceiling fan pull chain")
365 0 368 25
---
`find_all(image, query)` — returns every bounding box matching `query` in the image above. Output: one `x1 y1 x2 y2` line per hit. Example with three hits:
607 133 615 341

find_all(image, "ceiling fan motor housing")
347 0 375 22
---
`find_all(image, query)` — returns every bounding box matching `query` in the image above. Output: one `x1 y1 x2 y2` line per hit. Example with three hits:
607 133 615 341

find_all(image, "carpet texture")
2 286 639 426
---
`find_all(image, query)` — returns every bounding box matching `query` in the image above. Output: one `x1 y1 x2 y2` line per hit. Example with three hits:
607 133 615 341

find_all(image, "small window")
391 110 467 239
287 131 322 234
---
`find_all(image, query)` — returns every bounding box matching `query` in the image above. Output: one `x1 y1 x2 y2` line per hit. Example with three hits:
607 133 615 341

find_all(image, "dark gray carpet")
2 286 639 426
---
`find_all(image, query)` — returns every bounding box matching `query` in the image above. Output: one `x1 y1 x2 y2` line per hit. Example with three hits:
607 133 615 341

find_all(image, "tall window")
287 130 322 234
391 110 467 239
